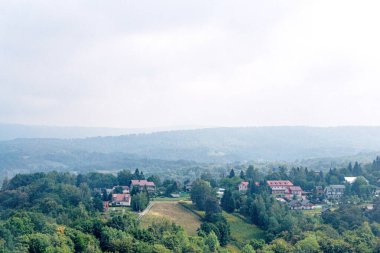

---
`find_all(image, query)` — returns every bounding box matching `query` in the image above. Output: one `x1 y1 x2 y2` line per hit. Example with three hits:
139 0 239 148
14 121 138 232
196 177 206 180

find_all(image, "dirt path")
137 201 155 220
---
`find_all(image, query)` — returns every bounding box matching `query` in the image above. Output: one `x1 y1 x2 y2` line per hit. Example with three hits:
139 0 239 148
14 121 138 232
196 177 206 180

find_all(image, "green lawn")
223 211 265 246
180 202 265 248
152 193 191 202
140 201 201 236
108 206 132 214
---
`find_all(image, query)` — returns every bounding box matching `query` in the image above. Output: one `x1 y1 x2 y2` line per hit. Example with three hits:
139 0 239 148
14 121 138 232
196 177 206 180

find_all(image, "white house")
239 181 249 192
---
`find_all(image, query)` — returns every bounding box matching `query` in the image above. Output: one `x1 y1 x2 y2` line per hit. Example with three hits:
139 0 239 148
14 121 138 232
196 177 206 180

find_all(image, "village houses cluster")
102 179 156 210
235 176 372 210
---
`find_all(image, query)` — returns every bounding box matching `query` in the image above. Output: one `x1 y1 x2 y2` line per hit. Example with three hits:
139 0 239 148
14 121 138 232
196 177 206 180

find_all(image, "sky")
1 0 380 128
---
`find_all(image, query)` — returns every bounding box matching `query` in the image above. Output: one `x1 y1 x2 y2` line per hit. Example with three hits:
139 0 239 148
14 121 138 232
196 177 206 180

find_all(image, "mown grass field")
140 201 201 236
180 202 265 249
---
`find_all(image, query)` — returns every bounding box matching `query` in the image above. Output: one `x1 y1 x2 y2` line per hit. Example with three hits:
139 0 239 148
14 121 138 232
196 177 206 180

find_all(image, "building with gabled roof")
267 180 303 199
130 180 156 193
239 181 249 192
111 193 131 206
325 185 345 200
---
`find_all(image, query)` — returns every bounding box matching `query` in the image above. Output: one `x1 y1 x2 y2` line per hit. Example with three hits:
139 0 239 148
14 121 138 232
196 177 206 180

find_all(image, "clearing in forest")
223 211 265 245
140 201 202 236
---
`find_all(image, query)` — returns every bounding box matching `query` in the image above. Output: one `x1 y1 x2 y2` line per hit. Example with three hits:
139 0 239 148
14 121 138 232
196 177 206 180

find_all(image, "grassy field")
152 193 191 202
180 202 265 248
302 209 323 216
223 212 265 246
140 201 201 236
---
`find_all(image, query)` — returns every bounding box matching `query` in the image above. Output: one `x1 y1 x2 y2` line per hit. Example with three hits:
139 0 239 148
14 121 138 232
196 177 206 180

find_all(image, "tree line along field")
141 200 265 250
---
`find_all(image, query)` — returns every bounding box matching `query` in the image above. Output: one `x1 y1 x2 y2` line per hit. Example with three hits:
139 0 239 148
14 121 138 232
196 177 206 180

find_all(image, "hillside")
2 126 380 163
1 126 380 182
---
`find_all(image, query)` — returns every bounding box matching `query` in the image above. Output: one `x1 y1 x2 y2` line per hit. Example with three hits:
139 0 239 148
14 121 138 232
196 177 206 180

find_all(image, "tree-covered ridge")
194 158 380 252
1 156 380 252
0 171 228 253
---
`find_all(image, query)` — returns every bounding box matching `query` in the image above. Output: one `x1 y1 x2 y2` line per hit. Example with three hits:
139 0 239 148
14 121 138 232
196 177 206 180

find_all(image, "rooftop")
131 180 155 187
112 194 130 202
267 180 293 186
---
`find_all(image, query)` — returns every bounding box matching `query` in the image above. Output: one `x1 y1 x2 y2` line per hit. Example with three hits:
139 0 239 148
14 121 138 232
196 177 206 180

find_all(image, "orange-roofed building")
111 193 131 206
130 180 156 193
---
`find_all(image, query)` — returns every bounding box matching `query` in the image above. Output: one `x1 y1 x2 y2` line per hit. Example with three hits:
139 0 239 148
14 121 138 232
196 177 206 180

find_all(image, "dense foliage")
0 172 228 253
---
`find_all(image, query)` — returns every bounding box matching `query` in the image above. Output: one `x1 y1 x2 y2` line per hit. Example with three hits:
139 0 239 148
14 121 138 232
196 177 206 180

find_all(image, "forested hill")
2 126 380 163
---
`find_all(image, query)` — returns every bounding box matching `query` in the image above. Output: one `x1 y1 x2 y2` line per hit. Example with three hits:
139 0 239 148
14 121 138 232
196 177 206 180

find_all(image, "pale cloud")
1 0 380 128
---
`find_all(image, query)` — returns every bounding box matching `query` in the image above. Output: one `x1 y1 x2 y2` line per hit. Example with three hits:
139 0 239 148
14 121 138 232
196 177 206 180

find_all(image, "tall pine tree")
229 169 235 178
221 190 235 213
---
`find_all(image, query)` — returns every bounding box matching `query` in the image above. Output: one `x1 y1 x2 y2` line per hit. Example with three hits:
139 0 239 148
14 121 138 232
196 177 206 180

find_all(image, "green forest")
1 157 380 252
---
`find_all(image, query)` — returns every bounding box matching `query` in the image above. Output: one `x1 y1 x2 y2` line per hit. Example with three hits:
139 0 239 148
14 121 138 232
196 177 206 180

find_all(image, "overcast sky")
1 0 380 128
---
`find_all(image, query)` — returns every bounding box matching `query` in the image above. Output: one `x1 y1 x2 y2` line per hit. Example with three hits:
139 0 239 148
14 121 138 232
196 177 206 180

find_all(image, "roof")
289 199 313 207
112 194 130 201
240 181 249 186
112 185 130 190
267 180 293 187
131 180 155 187
289 186 302 191
344 177 357 184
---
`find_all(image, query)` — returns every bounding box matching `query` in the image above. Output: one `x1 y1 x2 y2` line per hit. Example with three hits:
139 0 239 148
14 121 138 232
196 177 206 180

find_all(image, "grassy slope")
180 202 265 249
223 212 265 247
140 201 201 236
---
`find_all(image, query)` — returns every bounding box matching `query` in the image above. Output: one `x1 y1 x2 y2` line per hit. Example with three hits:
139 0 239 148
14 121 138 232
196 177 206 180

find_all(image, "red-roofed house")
111 194 131 206
239 181 249 192
285 186 303 199
130 180 156 193
267 180 302 199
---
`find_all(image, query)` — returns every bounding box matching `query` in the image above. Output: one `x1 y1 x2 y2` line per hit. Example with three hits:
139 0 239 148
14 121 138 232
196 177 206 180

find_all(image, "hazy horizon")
2 1 380 128
3 121 380 130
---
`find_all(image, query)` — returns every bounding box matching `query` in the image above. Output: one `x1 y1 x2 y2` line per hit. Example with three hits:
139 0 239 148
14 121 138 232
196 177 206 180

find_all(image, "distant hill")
0 123 203 140
0 123 137 140
1 126 380 164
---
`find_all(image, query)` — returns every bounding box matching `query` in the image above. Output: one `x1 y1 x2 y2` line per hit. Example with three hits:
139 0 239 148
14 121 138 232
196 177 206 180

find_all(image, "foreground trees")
190 179 214 210
0 172 228 253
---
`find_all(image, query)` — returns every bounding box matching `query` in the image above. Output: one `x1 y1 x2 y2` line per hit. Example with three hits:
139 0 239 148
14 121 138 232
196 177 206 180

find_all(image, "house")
239 182 249 192
344 177 357 184
267 180 293 195
267 180 303 199
130 180 156 193
112 186 130 193
315 186 324 195
185 182 192 192
111 193 131 206
276 197 287 203
217 188 225 198
289 199 315 210
325 185 345 200
374 189 380 197
344 176 369 184
285 186 303 199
